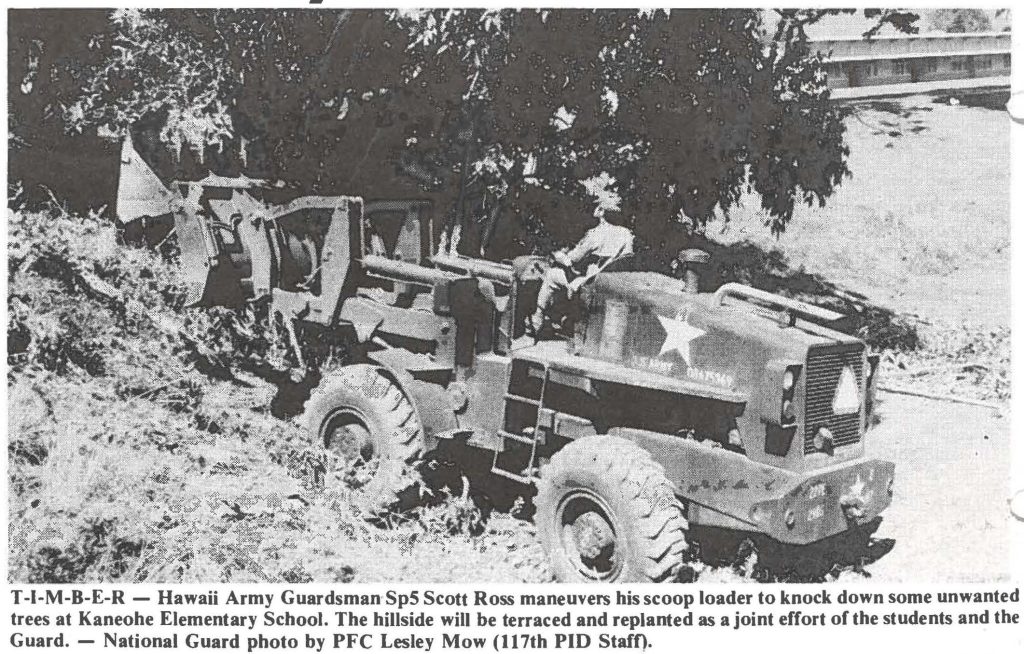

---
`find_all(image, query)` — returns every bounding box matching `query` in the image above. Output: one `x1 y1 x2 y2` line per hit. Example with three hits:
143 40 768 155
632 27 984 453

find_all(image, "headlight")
783 369 795 392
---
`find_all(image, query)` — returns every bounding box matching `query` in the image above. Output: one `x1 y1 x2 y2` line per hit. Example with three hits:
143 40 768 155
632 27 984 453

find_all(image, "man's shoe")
524 319 539 339
524 315 544 341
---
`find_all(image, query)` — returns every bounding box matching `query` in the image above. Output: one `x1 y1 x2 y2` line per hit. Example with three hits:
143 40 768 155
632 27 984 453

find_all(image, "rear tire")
535 435 688 582
303 365 425 513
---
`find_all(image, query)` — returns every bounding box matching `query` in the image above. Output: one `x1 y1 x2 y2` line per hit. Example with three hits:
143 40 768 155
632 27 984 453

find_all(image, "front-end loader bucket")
116 134 175 225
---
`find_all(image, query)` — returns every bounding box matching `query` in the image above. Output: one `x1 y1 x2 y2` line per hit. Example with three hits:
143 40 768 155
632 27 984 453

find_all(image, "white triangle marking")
832 366 860 415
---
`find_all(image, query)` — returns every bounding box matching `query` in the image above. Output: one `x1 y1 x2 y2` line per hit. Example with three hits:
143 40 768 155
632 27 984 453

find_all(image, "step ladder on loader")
490 365 550 485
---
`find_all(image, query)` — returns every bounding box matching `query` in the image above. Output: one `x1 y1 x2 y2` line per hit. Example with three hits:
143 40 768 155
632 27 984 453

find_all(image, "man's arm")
552 249 574 268
564 229 599 267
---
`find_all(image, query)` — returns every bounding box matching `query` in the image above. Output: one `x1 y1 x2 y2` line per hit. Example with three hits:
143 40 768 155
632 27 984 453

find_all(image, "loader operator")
528 208 634 336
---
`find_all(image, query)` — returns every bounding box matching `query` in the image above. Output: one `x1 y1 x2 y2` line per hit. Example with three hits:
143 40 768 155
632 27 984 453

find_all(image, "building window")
866 62 883 77
892 59 907 75
976 55 993 71
924 58 939 74
951 58 966 72
1004 54 1012 68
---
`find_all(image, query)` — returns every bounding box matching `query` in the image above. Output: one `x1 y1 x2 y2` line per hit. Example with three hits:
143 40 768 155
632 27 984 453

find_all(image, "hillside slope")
7 210 550 583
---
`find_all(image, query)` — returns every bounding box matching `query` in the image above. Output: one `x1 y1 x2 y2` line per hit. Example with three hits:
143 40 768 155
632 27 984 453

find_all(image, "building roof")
812 31 1010 44
824 49 1010 62
810 28 1010 62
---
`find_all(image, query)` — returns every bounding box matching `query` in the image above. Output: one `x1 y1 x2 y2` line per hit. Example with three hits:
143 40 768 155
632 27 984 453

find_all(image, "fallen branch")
148 313 220 361
76 269 123 303
40 184 72 219
878 384 1002 410
132 365 195 400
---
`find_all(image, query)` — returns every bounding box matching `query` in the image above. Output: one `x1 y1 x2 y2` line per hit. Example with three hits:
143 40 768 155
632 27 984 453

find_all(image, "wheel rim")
322 409 379 490
556 490 623 581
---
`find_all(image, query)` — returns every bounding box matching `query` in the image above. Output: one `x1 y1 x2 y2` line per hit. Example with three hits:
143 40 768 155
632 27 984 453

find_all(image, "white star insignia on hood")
656 313 705 365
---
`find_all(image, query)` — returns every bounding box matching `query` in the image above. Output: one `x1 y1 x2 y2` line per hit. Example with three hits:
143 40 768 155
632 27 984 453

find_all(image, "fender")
362 357 459 449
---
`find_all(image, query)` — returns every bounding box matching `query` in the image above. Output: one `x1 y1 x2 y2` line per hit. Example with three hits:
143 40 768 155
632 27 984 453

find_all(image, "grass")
714 93 1010 403
8 362 552 584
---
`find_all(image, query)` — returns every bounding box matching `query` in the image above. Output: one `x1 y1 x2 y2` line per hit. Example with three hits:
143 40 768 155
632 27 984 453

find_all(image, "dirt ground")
861 393 1013 582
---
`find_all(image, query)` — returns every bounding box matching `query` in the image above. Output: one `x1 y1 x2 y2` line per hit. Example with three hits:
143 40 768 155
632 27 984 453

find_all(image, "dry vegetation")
879 325 1009 403
7 209 550 583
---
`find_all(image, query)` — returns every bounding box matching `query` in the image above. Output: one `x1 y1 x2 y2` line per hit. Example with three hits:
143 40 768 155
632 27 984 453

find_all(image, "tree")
10 8 919 262
392 9 917 257
8 9 120 210
929 9 992 34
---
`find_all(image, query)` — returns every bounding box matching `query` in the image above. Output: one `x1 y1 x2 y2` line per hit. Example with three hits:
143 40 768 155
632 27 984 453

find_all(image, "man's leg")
530 266 569 333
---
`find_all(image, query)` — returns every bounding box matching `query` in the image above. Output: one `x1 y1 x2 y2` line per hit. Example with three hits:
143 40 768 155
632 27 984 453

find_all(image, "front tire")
535 435 688 582
303 365 425 513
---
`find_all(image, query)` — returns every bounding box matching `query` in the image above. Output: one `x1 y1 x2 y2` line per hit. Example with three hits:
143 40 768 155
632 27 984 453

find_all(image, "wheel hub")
571 511 614 559
323 410 378 489
558 491 621 581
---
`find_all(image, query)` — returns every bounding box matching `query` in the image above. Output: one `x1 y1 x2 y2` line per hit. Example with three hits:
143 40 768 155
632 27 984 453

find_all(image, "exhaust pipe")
677 249 710 294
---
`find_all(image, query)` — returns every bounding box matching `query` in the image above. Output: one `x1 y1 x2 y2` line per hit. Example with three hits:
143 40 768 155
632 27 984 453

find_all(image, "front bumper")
613 427 895 546
744 457 895 545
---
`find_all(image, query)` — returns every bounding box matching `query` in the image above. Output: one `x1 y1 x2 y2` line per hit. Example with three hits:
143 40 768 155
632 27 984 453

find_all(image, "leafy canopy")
12 8 918 257
929 9 992 34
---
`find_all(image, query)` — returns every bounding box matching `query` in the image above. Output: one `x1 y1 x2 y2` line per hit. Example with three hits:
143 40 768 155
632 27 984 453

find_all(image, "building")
812 31 1011 94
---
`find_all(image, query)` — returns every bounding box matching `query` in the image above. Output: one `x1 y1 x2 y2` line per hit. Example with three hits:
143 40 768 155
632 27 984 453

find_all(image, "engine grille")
803 343 865 454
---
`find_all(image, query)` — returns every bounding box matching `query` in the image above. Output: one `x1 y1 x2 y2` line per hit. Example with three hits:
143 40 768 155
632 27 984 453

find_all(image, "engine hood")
578 272 861 393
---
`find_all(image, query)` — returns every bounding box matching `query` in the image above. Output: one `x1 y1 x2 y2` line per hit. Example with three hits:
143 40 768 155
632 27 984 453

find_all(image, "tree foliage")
9 8 919 260
7 10 119 208
929 9 992 34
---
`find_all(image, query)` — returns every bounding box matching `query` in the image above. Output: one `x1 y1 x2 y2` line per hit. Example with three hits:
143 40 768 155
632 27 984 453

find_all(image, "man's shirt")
566 221 634 274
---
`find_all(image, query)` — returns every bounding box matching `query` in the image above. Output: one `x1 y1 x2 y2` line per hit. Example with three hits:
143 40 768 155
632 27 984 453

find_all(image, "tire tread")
303 364 425 513
536 435 688 583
